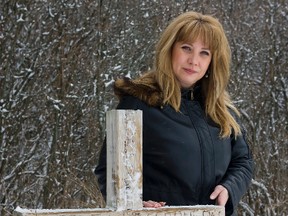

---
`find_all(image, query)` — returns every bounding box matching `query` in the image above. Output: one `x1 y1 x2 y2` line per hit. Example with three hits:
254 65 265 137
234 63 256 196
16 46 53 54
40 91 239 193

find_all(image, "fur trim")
114 77 163 107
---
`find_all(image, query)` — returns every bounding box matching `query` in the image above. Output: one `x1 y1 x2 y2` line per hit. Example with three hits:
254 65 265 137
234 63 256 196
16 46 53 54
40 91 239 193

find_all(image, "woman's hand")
210 185 229 206
143 200 166 208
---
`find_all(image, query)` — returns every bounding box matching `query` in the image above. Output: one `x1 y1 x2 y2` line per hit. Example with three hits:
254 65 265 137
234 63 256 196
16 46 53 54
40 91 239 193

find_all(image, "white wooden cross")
14 110 224 216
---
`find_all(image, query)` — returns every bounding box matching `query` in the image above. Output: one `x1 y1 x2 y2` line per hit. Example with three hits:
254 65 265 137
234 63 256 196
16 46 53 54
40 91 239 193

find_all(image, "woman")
95 11 253 216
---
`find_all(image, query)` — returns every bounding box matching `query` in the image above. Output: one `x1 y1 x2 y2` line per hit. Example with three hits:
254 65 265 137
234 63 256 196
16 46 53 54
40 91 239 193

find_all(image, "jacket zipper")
190 89 194 100
184 95 204 204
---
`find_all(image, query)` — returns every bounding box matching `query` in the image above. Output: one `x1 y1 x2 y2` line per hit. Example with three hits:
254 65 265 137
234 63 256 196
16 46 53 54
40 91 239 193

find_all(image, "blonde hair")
137 11 241 137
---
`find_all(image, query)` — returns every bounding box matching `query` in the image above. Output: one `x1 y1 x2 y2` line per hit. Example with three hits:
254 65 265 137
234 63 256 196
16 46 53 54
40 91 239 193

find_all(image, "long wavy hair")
136 11 241 137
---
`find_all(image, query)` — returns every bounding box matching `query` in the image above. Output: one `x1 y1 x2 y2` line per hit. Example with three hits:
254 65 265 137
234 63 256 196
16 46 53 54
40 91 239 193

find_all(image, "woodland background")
0 0 287 215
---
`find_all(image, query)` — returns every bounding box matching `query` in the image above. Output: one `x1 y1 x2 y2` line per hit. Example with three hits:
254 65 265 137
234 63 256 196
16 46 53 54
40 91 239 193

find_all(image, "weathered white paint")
14 110 225 216
14 205 224 216
106 110 143 210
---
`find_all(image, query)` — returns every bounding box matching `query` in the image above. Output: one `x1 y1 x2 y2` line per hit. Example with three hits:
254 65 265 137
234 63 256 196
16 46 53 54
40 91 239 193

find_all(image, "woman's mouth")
183 68 197 74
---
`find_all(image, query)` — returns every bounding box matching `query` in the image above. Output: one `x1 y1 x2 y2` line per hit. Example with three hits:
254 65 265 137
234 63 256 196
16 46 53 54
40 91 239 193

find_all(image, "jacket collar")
114 77 163 107
181 85 202 102
114 77 203 106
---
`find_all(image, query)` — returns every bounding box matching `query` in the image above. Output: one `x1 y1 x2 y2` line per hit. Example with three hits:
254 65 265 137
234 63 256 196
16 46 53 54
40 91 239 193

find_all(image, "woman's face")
171 38 212 88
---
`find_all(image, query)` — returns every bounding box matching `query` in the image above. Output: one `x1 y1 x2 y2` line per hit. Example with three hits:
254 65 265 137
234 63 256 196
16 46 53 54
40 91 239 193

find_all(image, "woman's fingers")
210 185 229 206
143 200 166 208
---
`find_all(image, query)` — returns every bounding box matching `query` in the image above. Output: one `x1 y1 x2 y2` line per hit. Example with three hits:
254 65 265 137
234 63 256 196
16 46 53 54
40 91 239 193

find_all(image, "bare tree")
0 0 287 215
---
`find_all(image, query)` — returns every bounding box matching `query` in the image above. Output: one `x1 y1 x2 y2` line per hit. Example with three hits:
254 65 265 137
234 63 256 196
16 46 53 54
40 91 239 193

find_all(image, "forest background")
0 0 287 215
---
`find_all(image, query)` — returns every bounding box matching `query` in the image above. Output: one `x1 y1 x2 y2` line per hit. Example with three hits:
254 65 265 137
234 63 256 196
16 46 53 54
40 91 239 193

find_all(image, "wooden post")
14 110 225 216
106 110 143 210
14 205 224 216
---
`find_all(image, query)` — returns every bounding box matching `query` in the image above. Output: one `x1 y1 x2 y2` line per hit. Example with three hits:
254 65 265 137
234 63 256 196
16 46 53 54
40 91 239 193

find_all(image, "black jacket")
95 78 253 216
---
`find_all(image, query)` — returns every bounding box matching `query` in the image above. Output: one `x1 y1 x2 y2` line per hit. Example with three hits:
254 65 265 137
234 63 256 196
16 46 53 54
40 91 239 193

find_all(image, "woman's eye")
201 51 210 56
182 46 191 51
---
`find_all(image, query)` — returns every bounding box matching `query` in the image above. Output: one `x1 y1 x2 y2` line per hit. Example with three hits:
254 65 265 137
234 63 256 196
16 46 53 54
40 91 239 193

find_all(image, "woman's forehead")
177 26 213 49
180 37 211 50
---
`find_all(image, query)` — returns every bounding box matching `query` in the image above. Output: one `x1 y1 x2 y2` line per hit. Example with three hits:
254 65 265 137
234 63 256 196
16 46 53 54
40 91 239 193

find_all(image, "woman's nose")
188 55 198 65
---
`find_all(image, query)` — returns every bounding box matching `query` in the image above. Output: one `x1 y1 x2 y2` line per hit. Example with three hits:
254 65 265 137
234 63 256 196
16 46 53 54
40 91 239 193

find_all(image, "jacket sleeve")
94 137 107 200
220 127 254 215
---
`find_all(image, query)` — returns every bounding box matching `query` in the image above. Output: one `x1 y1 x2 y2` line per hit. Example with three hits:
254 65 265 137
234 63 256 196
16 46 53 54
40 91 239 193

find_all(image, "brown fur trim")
114 77 163 107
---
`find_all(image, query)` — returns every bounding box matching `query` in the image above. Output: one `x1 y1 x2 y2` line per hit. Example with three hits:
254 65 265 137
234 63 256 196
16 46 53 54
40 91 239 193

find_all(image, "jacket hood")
114 77 163 107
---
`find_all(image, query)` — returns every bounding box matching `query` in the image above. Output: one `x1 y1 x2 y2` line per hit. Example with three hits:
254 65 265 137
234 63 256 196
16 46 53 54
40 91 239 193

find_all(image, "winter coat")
95 78 254 216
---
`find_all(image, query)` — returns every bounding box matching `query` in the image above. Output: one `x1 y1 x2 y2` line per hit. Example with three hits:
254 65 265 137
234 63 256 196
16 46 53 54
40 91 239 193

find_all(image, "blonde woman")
95 11 253 216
